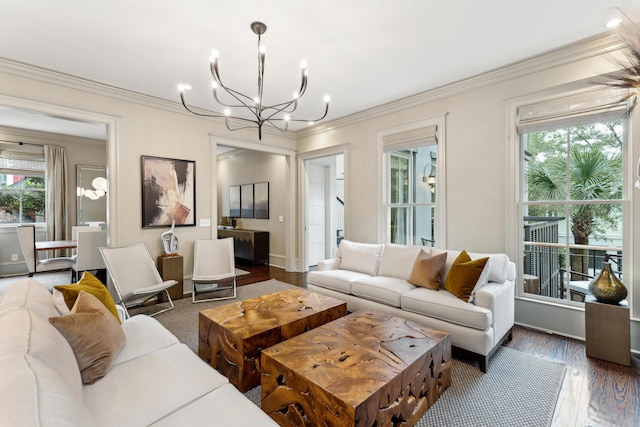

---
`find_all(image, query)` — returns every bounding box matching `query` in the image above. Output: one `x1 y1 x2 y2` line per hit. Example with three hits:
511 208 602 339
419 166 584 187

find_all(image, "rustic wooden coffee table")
198 287 347 392
261 310 452 427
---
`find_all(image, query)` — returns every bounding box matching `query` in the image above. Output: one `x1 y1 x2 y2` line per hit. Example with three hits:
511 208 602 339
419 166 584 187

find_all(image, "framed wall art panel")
240 184 254 218
254 181 269 219
142 156 196 228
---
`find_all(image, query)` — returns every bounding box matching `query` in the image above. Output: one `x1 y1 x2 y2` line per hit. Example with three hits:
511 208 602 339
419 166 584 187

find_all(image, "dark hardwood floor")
241 264 640 427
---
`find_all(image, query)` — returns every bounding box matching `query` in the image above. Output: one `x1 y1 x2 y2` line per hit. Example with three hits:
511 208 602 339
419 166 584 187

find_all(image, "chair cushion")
49 291 126 384
337 240 383 276
401 287 492 330
351 276 416 307
54 272 120 322
407 250 447 290
378 244 424 280
443 250 489 302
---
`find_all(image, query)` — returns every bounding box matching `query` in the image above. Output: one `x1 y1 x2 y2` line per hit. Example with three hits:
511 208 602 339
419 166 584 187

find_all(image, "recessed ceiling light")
606 18 622 29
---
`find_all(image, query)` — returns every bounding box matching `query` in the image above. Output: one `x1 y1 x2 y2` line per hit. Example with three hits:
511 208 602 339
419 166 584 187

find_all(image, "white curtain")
44 145 68 241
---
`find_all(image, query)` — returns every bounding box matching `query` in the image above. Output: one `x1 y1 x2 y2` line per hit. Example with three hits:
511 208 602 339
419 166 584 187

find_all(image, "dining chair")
99 243 175 318
71 230 108 283
71 225 101 240
192 238 237 303
16 225 75 277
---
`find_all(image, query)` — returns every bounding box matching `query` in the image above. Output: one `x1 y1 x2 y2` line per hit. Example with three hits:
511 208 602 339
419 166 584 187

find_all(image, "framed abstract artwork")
141 156 196 228
241 184 254 218
254 182 269 219
229 185 241 217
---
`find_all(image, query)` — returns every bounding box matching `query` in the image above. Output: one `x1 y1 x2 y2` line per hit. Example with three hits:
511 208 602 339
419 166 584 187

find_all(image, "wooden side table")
157 255 184 301
585 296 630 366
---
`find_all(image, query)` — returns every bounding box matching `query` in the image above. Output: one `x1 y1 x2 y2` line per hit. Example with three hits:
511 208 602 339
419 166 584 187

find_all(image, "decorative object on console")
141 156 196 228
161 219 179 255
178 21 330 140
588 254 627 304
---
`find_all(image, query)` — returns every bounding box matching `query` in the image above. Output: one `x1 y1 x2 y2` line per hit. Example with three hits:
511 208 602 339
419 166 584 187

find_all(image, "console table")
217 229 269 265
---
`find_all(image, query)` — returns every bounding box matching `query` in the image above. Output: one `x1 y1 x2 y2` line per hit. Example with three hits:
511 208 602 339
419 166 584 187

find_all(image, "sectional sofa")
307 240 515 372
0 277 277 426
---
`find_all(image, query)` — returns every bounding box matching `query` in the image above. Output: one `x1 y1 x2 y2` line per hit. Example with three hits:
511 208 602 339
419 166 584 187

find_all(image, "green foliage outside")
525 121 623 279
0 176 46 223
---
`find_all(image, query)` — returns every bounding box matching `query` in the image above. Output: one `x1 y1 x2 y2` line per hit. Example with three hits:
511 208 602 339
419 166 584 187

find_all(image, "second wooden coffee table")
261 310 452 427
198 287 347 392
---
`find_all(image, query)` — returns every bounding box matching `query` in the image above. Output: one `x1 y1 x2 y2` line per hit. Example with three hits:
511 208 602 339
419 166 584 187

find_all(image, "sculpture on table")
161 220 179 255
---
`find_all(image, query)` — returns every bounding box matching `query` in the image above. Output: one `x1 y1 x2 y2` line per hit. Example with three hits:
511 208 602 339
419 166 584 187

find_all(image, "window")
517 87 628 303
383 119 444 247
0 148 46 224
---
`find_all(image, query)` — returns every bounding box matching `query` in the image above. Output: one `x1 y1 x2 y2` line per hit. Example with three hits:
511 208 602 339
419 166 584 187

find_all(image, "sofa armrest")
474 280 515 343
317 258 340 271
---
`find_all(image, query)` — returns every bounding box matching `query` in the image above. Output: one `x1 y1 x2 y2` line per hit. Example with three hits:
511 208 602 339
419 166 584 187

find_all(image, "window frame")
378 115 447 247
0 148 47 226
507 84 632 307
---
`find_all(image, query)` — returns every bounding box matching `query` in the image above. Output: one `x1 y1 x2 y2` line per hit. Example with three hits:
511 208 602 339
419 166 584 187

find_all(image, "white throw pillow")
378 244 425 280
338 240 383 276
52 289 71 315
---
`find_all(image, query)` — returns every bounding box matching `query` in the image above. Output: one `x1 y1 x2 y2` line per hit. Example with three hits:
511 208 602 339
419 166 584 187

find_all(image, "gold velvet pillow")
408 250 447 290
54 272 120 323
443 250 489 302
49 291 126 384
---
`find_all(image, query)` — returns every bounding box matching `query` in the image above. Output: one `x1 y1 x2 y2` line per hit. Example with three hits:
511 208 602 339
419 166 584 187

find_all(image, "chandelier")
178 21 330 140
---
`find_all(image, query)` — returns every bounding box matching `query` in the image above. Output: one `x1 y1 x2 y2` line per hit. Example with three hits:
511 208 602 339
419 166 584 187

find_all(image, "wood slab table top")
198 287 347 392
261 310 452 427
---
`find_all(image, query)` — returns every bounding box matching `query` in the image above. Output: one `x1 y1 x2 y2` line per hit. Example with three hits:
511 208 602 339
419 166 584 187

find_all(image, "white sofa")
307 241 515 372
0 277 277 427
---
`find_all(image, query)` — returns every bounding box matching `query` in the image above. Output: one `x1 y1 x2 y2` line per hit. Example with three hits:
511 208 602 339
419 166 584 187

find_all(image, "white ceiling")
0 0 635 139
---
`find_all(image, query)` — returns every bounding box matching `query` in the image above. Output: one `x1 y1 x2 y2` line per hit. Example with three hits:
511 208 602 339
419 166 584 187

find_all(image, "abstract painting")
241 184 254 218
229 185 241 217
142 156 195 228
254 182 269 219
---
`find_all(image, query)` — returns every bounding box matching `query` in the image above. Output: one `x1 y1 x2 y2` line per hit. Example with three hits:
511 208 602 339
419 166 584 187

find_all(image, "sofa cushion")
443 250 489 302
0 278 60 319
83 343 229 427
351 276 416 307
307 269 371 294
0 309 95 426
54 272 120 322
401 287 492 331
378 244 424 280
49 291 126 384
150 383 278 426
338 240 383 276
113 314 180 366
408 250 447 290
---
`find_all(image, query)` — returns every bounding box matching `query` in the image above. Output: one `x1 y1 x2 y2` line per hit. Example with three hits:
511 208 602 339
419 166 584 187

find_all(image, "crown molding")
296 32 623 139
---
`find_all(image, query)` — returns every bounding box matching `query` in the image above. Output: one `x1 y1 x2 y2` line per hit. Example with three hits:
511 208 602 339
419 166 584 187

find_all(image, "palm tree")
527 145 622 280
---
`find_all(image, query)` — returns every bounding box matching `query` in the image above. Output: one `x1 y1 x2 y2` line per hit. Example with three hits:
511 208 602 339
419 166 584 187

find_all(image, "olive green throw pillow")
443 250 489 302
54 272 120 323
49 291 126 384
408 250 447 291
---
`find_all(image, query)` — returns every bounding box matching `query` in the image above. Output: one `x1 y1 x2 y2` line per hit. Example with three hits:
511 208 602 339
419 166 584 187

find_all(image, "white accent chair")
192 238 237 303
99 243 176 318
16 225 74 277
71 225 101 240
71 230 108 283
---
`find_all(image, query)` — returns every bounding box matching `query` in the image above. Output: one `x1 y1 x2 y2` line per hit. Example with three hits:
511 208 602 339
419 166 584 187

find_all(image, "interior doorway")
304 153 344 269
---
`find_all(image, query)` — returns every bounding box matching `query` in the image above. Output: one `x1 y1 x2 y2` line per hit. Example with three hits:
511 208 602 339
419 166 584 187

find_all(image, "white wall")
296 35 640 352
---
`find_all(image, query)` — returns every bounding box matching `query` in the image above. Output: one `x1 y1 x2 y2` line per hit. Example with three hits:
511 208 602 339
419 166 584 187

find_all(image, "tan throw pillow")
49 291 126 384
54 271 120 323
443 250 489 302
408 250 447 290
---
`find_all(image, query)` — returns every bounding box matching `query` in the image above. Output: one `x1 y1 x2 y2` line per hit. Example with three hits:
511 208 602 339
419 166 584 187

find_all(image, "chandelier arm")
212 86 258 110
274 102 330 123
179 93 227 118
262 99 299 115
264 118 289 133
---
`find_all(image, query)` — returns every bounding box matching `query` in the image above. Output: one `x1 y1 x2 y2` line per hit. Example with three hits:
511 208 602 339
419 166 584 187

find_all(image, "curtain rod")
0 139 43 147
